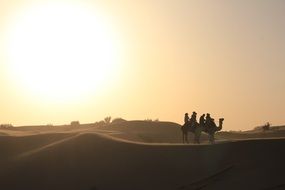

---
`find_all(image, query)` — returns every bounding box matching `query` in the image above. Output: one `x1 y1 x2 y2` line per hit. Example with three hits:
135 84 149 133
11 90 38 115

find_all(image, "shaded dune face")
0 133 284 190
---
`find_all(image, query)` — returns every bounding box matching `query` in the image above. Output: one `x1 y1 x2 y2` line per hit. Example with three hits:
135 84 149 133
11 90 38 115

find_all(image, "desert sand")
0 121 284 190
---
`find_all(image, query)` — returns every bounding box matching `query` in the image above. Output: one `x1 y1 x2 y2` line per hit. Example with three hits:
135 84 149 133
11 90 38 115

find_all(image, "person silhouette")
205 113 211 124
205 113 216 129
184 113 189 124
205 113 211 131
199 114 205 127
182 113 190 143
190 111 197 124
190 111 198 130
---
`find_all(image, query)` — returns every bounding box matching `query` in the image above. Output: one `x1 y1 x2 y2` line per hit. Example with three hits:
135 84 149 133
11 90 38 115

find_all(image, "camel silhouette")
181 118 224 144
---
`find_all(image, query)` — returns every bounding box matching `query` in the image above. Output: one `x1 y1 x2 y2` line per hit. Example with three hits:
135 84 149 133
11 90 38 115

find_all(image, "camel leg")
196 132 200 144
194 133 198 144
212 134 215 144
182 132 187 144
209 134 214 144
194 129 201 144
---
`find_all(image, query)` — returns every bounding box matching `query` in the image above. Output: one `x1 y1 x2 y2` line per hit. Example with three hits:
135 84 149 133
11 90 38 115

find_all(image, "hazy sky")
0 0 284 130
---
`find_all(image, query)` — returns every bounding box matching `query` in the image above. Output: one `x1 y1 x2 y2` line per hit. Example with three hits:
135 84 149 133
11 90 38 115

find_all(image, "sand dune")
0 126 284 190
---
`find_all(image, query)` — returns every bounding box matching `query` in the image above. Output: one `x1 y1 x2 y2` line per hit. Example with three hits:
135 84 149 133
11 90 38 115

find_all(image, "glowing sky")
0 0 284 130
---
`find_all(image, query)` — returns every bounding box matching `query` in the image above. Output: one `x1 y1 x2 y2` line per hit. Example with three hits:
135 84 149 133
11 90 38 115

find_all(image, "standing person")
184 113 189 124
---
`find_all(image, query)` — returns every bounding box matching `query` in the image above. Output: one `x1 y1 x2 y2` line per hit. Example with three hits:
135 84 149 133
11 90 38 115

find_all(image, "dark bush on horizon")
94 120 106 127
262 122 271 131
104 116 112 125
144 118 159 122
254 122 271 131
112 118 127 124
71 121 80 126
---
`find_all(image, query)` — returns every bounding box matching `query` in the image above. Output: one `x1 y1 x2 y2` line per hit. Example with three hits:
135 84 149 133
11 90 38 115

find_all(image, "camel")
181 121 200 144
181 118 224 144
202 118 224 144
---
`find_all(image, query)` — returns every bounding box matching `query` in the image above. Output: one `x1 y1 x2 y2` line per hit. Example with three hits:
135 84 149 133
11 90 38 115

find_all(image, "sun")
6 2 122 103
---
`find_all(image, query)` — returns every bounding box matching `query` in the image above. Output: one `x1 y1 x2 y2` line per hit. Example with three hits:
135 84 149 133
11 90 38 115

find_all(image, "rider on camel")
199 114 205 127
205 113 215 131
184 113 189 125
190 111 198 129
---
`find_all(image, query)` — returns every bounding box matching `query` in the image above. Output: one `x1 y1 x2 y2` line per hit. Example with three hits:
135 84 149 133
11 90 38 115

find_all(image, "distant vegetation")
254 122 271 132
262 122 271 131
93 116 127 127
144 118 159 122
94 120 106 127
0 124 13 128
104 116 112 124
94 117 131 126
112 118 127 124
252 122 285 132
71 121 80 126
64 117 162 128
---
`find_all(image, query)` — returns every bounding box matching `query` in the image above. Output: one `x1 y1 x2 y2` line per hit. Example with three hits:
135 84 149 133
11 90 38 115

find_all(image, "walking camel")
181 118 224 144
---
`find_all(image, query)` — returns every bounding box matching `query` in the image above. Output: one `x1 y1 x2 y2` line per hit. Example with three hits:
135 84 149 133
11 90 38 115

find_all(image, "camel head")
217 118 224 131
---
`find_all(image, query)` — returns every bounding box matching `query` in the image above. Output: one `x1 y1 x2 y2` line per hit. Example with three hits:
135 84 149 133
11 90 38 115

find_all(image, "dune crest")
0 123 284 190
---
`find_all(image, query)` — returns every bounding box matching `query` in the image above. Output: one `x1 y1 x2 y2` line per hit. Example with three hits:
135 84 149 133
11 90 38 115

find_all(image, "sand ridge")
0 123 284 190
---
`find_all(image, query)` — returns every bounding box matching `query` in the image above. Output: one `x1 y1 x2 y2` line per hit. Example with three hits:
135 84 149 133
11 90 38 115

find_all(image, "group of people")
182 111 224 144
184 111 215 131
